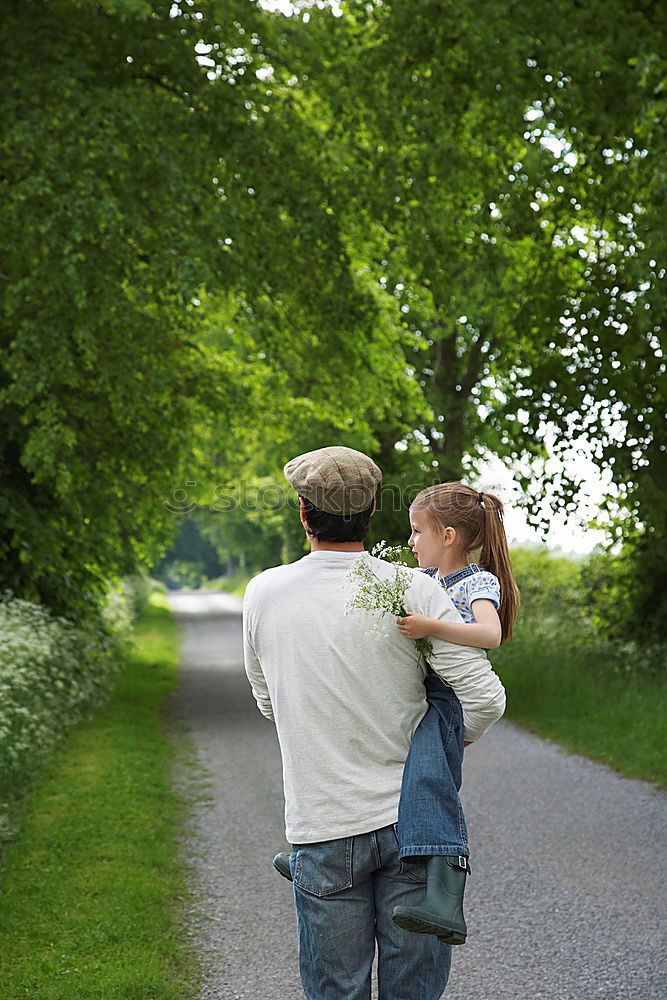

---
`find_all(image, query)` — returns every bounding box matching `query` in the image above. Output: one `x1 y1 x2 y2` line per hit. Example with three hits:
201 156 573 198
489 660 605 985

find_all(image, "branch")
135 73 206 113
430 327 458 399
460 323 491 397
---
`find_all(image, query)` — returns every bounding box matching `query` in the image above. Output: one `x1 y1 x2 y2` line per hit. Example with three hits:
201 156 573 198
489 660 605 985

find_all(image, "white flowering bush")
100 574 153 634
0 576 150 843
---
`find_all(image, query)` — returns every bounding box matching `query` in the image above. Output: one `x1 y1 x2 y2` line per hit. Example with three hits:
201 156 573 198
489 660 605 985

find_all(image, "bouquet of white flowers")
346 543 433 670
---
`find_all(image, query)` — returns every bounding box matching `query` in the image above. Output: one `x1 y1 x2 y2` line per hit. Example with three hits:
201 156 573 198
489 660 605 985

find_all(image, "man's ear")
300 497 316 538
370 497 377 517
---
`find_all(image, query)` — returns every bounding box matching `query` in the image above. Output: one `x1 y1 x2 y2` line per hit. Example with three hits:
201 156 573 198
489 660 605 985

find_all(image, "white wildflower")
345 552 433 668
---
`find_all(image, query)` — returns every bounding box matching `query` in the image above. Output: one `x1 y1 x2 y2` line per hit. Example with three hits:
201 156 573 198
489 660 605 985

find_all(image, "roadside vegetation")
491 548 666 787
205 571 254 598
3 0 663 790
0 592 200 999
0 578 151 850
1 2 663 989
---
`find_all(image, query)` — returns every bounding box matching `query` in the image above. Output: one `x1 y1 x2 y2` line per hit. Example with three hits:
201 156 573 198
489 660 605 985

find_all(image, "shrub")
0 576 149 845
582 538 667 649
497 546 666 683
160 559 207 589
508 547 591 640
101 574 154 631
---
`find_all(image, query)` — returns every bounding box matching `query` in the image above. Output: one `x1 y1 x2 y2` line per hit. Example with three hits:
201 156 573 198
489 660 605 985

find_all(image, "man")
243 446 506 1000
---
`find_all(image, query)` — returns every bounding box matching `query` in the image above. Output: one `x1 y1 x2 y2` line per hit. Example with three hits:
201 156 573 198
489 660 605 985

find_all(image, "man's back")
243 550 499 844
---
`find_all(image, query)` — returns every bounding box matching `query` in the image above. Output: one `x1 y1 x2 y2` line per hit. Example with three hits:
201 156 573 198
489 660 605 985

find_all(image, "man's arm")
242 585 275 722
424 585 506 744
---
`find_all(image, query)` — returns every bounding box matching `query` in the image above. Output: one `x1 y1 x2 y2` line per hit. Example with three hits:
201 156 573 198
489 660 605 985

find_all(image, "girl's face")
408 507 445 568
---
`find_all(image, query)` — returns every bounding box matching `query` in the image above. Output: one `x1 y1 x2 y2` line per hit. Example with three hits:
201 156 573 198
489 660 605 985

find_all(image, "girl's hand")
396 612 432 640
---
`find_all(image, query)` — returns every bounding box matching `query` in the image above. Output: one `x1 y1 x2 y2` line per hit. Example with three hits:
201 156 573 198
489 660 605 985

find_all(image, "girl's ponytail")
478 492 520 643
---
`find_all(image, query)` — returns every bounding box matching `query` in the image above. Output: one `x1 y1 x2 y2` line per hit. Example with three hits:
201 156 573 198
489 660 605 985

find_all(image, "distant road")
168 589 667 1000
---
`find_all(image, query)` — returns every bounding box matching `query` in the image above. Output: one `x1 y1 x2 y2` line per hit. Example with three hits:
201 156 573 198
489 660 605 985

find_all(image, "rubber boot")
273 852 293 881
392 855 469 945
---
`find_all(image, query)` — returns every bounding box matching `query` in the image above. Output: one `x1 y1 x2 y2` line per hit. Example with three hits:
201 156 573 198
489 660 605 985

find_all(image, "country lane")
167 589 666 1000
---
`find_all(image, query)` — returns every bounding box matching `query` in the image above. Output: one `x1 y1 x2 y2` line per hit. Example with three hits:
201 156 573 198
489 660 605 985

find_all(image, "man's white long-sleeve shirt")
243 550 505 844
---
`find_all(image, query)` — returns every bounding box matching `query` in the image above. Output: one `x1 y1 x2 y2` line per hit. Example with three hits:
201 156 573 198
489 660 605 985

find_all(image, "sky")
472 445 615 555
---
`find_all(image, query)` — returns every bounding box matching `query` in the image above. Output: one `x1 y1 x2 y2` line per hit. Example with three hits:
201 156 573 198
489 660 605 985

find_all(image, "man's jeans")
397 673 468 859
290 824 451 1000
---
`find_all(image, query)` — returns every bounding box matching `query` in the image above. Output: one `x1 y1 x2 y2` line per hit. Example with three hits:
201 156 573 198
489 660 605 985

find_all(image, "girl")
390 482 519 945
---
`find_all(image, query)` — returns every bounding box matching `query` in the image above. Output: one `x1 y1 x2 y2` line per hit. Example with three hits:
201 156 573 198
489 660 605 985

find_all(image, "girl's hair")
411 482 520 643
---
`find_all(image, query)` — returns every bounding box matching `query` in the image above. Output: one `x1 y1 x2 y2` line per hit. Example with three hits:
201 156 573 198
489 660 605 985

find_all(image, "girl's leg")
397 672 468 860
392 673 470 943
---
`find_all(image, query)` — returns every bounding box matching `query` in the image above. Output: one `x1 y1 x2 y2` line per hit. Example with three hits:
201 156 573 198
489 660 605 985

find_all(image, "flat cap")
284 446 382 516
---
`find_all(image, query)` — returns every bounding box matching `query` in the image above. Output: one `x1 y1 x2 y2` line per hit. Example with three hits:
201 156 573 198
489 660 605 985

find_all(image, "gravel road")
167 589 666 1000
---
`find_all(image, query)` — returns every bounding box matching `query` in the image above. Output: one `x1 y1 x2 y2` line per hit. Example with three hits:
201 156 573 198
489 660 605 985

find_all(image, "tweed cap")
284 446 382 516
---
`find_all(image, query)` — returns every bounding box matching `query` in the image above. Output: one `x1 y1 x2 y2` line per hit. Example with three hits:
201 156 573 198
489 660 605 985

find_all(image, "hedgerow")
0 577 152 846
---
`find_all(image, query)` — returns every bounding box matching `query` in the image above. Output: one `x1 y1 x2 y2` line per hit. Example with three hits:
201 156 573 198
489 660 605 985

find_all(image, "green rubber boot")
392 855 470 945
273 852 293 881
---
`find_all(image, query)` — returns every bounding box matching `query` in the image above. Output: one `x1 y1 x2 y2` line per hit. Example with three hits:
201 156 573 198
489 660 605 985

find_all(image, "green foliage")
276 0 667 606
0 581 143 844
2 0 664 645
499 546 664 680
1 0 426 626
582 537 667 650
0 599 201 997
492 546 666 784
0 0 242 624
206 569 254 598
153 518 225 589
184 0 663 647
198 473 302 573
509 546 589 638
116 572 155 619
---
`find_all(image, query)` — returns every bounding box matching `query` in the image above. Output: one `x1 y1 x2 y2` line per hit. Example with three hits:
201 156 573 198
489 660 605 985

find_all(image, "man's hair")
301 496 375 543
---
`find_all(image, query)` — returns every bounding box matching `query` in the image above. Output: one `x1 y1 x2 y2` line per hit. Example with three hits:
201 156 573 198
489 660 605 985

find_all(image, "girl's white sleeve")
424 584 506 743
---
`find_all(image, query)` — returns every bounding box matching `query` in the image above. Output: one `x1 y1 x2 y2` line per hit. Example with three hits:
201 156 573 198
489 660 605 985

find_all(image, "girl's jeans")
397 672 468 860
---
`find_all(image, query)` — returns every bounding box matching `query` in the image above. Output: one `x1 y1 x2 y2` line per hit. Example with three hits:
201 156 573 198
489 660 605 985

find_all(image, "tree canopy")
1 0 413 621
2 0 665 639
271 1 665 513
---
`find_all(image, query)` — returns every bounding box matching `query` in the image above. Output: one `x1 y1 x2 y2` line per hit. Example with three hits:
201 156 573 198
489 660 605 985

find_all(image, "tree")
267 0 665 526
0 0 422 622
233 1 666 637
163 0 667 577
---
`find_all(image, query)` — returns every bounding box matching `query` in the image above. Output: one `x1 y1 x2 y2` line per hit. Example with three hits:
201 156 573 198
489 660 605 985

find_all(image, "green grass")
204 571 253 598
493 635 667 787
0 594 201 999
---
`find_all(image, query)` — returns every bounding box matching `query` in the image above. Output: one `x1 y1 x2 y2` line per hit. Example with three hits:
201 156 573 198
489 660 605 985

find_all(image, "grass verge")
204 571 252 598
0 593 201 999
493 636 666 788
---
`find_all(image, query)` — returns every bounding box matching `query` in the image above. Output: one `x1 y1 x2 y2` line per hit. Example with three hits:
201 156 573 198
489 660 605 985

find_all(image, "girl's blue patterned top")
422 563 501 625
